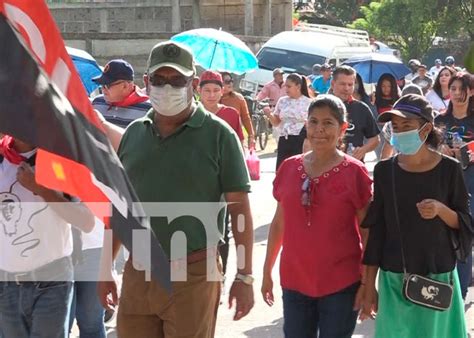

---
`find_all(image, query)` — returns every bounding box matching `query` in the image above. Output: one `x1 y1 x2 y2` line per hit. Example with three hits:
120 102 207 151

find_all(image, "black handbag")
402 274 453 311
391 157 453 311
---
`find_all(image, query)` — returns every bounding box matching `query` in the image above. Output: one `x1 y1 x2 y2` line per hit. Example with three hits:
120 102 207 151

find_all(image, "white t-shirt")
429 66 441 79
82 217 104 250
405 72 417 83
0 152 72 272
426 90 450 113
274 95 312 137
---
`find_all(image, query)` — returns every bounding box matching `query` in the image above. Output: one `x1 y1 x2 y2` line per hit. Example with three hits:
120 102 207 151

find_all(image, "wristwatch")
235 273 254 285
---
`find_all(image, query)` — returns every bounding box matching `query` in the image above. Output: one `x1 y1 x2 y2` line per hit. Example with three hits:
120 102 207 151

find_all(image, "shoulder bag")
391 157 453 311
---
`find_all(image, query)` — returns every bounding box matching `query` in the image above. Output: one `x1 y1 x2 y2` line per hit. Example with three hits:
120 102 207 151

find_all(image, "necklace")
303 151 342 178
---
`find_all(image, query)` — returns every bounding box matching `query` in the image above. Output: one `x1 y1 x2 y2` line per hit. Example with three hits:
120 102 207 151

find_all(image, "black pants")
276 133 306 171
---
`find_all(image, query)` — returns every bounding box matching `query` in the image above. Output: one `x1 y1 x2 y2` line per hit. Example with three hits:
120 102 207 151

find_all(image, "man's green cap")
147 41 195 77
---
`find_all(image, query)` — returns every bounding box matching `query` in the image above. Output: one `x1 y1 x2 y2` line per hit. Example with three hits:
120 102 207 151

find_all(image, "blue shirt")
311 76 331 94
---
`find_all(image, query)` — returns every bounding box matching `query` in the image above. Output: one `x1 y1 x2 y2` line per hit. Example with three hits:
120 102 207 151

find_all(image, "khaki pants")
117 257 222 338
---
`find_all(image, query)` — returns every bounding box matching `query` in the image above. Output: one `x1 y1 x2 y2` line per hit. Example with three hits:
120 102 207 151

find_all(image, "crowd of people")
0 36 473 338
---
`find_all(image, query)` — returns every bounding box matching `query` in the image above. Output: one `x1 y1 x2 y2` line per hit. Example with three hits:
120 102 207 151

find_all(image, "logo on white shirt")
0 192 21 237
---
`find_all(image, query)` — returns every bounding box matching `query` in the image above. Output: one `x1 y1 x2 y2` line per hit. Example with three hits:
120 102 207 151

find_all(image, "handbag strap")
390 156 408 277
391 156 454 284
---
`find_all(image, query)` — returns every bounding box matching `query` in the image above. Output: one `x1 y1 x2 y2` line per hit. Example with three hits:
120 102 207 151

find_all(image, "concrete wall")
49 1 286 84
49 0 293 36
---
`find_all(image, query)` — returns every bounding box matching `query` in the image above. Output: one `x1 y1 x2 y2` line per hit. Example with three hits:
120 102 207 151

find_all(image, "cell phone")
459 141 474 169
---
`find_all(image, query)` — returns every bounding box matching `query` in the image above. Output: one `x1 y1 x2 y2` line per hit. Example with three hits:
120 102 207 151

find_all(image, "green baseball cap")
147 41 196 77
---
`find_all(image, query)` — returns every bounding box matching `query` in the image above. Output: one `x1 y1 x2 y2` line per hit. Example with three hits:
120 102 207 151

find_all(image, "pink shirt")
273 154 372 297
257 80 286 106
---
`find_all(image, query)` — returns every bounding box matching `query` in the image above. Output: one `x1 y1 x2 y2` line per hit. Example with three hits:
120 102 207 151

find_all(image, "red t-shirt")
216 106 244 141
273 154 372 297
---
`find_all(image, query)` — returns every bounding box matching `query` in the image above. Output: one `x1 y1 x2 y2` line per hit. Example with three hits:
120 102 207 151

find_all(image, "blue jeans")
69 248 106 338
0 258 73 338
282 282 359 338
457 165 474 299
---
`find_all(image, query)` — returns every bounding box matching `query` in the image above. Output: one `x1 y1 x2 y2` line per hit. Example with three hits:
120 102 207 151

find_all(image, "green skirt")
375 269 467 338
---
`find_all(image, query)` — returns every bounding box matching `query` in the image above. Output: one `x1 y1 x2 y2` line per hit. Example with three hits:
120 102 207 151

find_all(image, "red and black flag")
0 0 170 288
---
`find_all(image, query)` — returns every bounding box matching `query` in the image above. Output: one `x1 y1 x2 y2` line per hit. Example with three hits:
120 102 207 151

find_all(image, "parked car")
240 23 373 96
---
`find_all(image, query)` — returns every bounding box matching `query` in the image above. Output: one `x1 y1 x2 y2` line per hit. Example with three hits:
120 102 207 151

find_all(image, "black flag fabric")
0 1 170 289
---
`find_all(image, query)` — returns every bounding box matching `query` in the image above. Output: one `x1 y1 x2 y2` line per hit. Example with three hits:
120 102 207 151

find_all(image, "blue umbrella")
66 46 102 95
342 53 410 84
171 28 258 75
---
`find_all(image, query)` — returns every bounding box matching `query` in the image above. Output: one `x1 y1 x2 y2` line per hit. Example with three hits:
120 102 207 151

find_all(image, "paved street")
73 141 474 338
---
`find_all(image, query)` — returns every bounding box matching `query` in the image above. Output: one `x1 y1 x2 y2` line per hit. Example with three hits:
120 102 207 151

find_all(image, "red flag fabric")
1 1 100 126
0 0 171 289
0 135 27 164
0 0 108 209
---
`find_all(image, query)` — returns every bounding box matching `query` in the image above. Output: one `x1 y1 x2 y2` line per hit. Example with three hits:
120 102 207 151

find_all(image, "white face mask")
149 84 191 117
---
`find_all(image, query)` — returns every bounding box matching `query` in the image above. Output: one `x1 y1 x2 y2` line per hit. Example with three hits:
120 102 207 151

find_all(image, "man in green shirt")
97 41 255 338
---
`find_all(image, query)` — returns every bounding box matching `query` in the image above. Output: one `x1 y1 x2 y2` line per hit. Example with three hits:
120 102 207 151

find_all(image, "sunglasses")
150 75 192 88
102 80 128 90
301 177 311 207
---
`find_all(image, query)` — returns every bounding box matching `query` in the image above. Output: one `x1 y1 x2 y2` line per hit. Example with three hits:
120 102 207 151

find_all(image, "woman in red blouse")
261 95 373 338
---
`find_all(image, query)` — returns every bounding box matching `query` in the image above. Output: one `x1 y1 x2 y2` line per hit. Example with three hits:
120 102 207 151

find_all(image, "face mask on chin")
149 84 192 117
390 123 428 155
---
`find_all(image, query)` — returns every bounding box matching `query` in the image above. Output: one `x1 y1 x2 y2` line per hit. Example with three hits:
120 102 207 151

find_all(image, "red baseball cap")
199 70 223 87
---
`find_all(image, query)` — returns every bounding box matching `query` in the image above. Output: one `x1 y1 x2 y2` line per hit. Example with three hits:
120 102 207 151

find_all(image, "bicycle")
246 97 270 151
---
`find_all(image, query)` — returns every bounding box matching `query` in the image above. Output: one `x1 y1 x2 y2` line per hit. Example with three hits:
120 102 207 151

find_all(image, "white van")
240 23 373 95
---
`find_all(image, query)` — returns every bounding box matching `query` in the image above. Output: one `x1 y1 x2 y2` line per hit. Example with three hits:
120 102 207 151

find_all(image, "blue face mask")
390 123 428 155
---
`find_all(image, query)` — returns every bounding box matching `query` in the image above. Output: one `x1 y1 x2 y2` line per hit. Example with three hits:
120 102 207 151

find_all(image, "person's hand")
417 199 442 219
16 162 42 194
248 136 256 149
468 150 474 162
97 273 119 311
359 285 378 321
94 108 107 124
452 147 461 160
261 273 274 306
353 284 365 311
263 106 272 116
351 147 366 161
228 280 254 320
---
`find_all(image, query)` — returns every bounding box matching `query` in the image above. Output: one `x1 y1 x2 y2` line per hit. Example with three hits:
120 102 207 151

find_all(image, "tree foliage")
348 2 383 38
439 0 473 41
299 0 370 27
348 0 473 60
